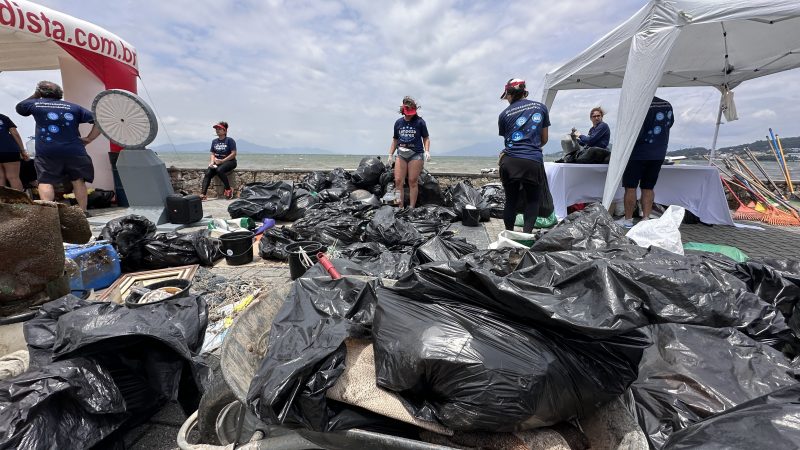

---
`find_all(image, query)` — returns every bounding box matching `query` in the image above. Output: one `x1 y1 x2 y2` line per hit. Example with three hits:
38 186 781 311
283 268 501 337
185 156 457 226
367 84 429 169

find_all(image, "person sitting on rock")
200 121 237 200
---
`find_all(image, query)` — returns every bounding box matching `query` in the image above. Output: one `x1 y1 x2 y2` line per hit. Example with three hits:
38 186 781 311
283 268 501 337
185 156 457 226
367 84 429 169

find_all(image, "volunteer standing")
200 121 237 200
16 81 100 212
388 96 430 208
0 112 29 191
498 78 550 233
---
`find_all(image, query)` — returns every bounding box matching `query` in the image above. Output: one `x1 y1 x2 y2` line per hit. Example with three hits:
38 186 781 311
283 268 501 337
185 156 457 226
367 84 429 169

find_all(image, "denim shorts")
397 147 423 162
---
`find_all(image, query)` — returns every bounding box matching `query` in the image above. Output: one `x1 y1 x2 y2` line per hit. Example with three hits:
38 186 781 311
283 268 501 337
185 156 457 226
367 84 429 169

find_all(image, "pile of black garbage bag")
100 215 223 272
0 292 209 449
246 203 800 448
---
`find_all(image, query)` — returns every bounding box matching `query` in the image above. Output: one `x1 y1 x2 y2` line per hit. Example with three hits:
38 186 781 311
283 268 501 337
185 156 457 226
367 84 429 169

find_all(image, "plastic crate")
64 242 122 291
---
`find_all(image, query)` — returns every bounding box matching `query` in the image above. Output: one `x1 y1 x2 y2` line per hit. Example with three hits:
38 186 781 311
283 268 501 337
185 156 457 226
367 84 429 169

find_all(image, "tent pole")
708 92 724 163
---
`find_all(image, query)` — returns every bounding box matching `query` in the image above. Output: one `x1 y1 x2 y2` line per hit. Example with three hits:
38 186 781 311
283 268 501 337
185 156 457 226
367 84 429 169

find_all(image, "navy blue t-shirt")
16 99 94 156
631 97 674 160
498 99 550 162
393 116 429 153
211 137 237 159
0 114 21 153
579 121 610 149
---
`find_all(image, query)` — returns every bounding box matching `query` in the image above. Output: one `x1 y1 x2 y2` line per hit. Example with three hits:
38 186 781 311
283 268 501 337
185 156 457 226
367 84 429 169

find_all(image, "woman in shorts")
388 97 430 208
0 112 29 191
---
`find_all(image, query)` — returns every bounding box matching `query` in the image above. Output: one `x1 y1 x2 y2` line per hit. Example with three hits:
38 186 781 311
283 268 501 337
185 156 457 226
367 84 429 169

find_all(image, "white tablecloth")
544 163 734 226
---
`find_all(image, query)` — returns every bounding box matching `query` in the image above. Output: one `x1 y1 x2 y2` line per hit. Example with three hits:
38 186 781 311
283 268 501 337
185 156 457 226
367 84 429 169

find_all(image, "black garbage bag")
396 205 457 236
349 189 382 207
461 248 526 276
333 244 414 280
99 214 156 271
735 258 800 318
258 226 299 261
417 171 444 206
364 206 423 247
247 276 381 431
413 232 477 264
87 188 115 209
142 230 222 269
662 384 800 450
0 357 130 449
291 203 374 245
530 203 634 252
445 180 491 221
480 183 505 218
16 292 209 447
228 181 294 220
317 187 350 203
379 170 393 192
283 188 319 222
373 284 648 431
300 171 328 192
630 323 799 449
352 156 386 187
327 168 351 189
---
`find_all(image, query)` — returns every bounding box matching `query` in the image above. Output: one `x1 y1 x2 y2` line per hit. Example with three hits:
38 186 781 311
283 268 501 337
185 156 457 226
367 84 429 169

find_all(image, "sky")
1 0 799 155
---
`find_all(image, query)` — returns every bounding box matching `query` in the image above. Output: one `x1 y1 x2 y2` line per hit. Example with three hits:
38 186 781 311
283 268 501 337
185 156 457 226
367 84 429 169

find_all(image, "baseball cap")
402 105 417 115
501 78 526 99
212 122 228 130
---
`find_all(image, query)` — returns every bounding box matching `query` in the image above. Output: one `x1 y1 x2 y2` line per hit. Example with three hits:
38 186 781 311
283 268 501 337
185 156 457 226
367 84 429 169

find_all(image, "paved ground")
83 198 800 448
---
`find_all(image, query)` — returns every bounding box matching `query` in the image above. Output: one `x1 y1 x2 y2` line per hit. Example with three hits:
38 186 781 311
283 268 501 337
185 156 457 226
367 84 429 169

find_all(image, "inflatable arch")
0 0 138 191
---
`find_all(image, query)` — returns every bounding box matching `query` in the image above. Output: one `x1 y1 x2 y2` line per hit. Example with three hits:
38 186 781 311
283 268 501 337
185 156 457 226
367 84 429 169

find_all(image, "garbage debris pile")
243 204 800 448
100 215 223 272
0 292 209 449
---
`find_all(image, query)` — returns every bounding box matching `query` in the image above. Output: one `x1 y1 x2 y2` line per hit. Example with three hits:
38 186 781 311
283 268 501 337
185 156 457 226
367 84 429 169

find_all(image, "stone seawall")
168 167 500 197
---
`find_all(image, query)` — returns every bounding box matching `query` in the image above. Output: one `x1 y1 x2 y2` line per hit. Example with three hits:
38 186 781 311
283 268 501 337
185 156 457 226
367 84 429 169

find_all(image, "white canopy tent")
542 0 800 207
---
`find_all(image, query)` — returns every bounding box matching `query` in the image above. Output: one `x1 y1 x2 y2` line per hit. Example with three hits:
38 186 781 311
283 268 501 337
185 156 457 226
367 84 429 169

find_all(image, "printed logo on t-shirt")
667 111 673 119
48 125 60 133
64 113 74 121
398 126 416 142
511 131 524 141
515 116 527 126
47 112 59 120
656 112 665 121
653 126 662 135
531 113 543 123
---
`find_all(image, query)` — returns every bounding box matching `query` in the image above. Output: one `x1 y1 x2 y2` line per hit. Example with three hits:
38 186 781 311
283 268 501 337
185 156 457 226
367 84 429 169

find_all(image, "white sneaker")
615 218 634 229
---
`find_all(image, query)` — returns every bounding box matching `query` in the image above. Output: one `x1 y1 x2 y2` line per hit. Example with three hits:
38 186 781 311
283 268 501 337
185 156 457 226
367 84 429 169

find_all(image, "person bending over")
498 78 550 233
617 96 674 228
388 96 430 208
0 112 29 191
16 81 100 212
201 121 237 200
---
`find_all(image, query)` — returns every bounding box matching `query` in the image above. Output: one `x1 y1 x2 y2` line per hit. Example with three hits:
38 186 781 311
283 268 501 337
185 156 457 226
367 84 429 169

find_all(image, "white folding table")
544 163 734 226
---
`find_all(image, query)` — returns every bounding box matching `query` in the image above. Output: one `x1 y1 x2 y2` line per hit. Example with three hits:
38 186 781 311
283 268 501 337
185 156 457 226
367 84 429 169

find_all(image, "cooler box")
166 194 204 224
65 242 122 291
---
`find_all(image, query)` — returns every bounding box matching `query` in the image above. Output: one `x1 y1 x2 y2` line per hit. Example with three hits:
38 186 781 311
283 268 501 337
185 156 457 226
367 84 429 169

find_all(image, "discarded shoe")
223 188 233 199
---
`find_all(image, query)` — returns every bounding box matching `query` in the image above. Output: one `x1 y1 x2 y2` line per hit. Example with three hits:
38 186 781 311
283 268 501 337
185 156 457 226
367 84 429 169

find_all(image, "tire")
197 374 237 445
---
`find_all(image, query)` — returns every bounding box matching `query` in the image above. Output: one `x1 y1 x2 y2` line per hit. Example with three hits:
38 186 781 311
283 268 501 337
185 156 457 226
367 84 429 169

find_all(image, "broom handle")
745 147 785 199
776 135 795 193
733 155 769 192
721 158 790 210
729 167 800 216
766 135 788 187
720 176 751 208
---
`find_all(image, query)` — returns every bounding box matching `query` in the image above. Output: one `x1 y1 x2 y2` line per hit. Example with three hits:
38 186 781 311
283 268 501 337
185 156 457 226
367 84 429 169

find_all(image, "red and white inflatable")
0 0 138 190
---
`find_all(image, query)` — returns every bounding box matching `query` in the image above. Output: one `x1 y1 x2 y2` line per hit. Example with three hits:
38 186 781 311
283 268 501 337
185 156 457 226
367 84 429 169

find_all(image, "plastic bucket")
125 278 192 308
462 206 481 227
220 231 255 266
286 241 326 280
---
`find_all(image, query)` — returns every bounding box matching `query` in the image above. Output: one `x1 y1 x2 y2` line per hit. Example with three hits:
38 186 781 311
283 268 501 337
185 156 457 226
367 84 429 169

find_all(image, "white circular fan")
91 89 158 149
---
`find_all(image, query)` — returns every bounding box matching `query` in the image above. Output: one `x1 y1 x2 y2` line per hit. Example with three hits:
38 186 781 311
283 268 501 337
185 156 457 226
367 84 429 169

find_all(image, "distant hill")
151 139 333 155
669 136 800 158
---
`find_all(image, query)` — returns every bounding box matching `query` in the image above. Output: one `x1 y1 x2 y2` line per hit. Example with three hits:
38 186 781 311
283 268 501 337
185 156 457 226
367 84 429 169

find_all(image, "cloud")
1 0 798 155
